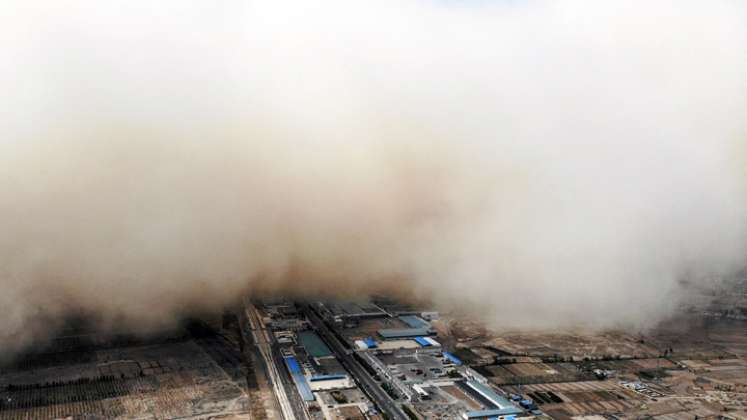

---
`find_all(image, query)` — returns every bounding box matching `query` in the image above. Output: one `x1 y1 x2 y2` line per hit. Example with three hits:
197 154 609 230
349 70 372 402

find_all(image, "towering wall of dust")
1 1 746 355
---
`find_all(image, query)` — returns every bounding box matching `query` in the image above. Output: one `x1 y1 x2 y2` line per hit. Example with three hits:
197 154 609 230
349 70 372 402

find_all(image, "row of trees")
5 374 129 391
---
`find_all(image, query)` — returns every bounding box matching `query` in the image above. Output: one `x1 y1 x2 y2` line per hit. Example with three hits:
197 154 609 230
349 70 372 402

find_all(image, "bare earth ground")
438 313 747 419
0 339 252 420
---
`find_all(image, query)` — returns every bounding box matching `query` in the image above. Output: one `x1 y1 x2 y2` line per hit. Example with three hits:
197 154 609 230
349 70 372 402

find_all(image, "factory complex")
256 299 533 420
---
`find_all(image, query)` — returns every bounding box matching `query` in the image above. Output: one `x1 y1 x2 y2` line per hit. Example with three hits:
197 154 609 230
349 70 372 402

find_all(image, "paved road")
302 304 408 420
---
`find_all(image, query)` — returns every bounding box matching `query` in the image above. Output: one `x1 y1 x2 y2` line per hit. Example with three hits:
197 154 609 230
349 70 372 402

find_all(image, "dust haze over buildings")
0 1 745 357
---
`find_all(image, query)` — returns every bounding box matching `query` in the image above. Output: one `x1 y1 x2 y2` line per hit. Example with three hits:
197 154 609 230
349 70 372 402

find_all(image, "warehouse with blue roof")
442 351 463 366
284 356 315 401
414 336 432 347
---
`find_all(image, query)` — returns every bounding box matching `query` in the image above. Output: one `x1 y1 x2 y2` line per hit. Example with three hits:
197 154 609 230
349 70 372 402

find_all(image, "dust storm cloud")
1 0 746 355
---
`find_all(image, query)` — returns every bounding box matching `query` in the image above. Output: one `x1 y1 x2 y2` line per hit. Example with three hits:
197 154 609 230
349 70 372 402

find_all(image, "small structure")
412 384 430 400
274 330 296 345
414 337 432 347
442 351 463 366
423 337 441 347
421 311 440 321
519 399 538 410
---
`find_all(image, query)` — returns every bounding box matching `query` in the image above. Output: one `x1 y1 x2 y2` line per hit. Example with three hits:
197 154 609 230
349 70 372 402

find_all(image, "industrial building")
283 356 315 402
414 336 440 348
263 301 299 316
459 380 521 415
267 317 308 331
398 315 430 329
317 301 388 327
462 408 523 419
354 337 379 350
378 327 435 340
298 330 333 358
309 357 348 381
307 374 354 391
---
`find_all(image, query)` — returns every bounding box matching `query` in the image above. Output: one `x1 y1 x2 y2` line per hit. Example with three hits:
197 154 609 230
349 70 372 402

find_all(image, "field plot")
645 317 745 359
706 320 747 356
578 357 676 374
0 340 251 420
477 361 587 385
680 359 711 369
501 380 643 420
484 332 658 359
503 362 558 376
687 360 747 386
631 358 676 369
480 365 516 385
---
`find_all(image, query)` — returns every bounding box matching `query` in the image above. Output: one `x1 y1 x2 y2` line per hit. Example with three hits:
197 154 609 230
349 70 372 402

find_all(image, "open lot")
374 352 450 383
411 382 485 420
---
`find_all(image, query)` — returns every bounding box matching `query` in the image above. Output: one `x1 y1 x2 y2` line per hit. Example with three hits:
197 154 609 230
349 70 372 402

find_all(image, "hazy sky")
1 0 746 356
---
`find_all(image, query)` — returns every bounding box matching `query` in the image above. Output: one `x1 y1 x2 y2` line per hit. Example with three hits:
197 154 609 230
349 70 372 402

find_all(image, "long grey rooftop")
378 327 433 338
